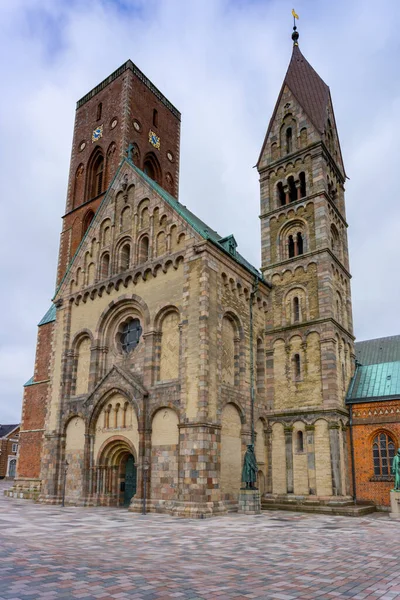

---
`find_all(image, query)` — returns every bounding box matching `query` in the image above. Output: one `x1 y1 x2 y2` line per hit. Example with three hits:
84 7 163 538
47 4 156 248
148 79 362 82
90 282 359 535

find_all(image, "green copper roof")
355 335 400 366
38 304 56 326
128 160 265 281
346 361 400 404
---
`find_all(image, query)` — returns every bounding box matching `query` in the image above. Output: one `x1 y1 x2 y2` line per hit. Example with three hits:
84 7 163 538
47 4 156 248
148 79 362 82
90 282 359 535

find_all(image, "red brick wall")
349 399 400 507
18 322 55 480
56 63 181 285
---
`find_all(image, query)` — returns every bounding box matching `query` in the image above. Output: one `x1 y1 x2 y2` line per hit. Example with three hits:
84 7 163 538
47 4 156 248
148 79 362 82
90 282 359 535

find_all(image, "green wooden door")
9 459 16 478
123 455 137 507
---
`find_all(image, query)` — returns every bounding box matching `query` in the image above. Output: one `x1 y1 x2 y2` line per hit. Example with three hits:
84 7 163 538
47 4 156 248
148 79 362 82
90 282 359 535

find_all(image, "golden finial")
291 9 299 45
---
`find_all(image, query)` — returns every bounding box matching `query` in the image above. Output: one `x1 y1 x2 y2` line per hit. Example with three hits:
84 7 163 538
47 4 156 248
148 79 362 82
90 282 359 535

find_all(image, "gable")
54 160 204 300
258 85 321 170
55 158 264 301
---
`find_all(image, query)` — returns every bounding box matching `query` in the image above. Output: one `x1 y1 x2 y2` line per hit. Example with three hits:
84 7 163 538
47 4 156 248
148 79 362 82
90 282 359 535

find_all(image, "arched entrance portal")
94 438 137 507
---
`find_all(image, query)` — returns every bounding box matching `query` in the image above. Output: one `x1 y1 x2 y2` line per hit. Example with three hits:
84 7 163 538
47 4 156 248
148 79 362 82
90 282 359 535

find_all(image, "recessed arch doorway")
94 437 137 507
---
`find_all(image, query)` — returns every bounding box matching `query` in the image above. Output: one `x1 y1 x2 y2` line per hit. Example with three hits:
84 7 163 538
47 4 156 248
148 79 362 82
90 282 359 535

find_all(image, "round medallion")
167 151 174 162
79 141 86 151
111 118 118 129
133 120 141 131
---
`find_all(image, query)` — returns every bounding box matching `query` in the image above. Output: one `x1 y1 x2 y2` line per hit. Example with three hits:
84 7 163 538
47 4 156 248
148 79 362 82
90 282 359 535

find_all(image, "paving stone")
1 480 400 599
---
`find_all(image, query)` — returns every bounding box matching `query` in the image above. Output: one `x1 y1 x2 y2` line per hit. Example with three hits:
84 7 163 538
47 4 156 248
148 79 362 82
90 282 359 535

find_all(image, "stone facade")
11 43 357 516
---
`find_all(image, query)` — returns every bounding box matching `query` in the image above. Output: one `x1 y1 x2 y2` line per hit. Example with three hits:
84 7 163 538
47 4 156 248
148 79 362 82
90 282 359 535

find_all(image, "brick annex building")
11 31 362 516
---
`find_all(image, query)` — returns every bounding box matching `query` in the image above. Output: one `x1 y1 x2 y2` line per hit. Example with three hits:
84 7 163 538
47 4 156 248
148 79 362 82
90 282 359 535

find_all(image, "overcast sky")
0 0 399 423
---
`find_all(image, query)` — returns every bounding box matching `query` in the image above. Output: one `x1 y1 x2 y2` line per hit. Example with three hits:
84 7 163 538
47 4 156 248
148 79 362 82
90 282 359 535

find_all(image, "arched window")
296 430 304 452
96 102 102 121
300 127 307 147
288 235 295 258
73 164 85 208
144 160 155 179
297 232 304 255
277 182 286 206
286 127 293 154
331 224 340 256
327 119 334 153
82 210 94 238
119 243 130 271
373 432 396 477
105 404 112 428
143 153 161 184
293 297 300 323
87 149 105 200
100 253 110 279
299 172 306 198
293 354 301 379
287 176 297 202
153 108 158 127
139 236 149 263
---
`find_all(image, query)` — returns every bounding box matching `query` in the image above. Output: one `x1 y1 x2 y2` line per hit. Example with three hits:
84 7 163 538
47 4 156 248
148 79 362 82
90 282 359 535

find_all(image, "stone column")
305 425 316 495
112 466 119 505
265 426 273 494
149 214 154 259
329 423 342 496
284 426 294 494
83 433 93 503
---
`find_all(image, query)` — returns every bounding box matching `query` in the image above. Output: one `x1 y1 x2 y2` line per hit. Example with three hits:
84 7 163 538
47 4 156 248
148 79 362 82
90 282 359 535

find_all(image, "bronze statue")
392 448 400 491
241 444 258 489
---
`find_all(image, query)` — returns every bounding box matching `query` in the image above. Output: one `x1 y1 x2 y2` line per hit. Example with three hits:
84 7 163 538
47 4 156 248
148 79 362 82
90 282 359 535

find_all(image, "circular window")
111 118 118 129
79 141 86 151
118 318 142 354
133 120 141 132
167 151 174 162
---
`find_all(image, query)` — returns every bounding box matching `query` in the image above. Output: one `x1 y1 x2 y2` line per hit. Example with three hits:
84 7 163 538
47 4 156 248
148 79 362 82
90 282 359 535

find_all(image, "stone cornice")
262 247 351 280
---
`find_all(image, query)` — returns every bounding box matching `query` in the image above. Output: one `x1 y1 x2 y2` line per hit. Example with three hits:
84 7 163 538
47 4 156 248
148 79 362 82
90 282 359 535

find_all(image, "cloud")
0 0 399 422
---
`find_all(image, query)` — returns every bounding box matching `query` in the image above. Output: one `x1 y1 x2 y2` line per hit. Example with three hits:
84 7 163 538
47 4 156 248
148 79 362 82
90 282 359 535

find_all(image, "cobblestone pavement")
1 481 400 600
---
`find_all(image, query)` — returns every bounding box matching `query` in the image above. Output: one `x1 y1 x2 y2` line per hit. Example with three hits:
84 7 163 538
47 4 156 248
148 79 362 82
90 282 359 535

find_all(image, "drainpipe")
347 362 359 505
250 278 259 446
349 404 357 505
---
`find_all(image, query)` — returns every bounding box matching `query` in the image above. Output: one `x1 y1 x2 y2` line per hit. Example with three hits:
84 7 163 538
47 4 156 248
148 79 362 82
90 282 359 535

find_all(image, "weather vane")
291 8 299 46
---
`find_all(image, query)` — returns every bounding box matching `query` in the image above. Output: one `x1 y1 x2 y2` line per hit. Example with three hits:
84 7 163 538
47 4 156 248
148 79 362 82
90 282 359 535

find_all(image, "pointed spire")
285 45 330 134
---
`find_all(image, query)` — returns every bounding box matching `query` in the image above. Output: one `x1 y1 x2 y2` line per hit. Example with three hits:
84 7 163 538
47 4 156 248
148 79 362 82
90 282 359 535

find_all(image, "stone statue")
241 444 258 489
392 448 400 490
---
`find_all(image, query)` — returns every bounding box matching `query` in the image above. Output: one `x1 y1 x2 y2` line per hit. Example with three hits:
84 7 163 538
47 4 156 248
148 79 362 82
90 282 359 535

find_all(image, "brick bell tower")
257 26 355 499
57 60 181 286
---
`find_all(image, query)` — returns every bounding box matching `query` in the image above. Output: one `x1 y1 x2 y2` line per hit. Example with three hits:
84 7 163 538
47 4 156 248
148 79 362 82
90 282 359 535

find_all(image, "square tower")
57 60 181 284
257 41 355 498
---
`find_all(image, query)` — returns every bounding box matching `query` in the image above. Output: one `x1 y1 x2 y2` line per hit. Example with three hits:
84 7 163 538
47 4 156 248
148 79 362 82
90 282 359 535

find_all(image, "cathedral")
11 29 356 516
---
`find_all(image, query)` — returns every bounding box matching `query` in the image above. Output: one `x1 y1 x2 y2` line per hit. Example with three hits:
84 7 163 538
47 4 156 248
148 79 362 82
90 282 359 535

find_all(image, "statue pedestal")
390 490 400 518
238 489 261 515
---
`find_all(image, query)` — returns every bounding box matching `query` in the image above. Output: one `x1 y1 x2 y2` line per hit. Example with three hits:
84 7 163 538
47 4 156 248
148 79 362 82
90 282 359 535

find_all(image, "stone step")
261 501 376 517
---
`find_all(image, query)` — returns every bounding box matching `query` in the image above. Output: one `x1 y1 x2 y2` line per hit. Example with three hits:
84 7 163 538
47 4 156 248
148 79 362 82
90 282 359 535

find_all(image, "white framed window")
12 443 18 453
